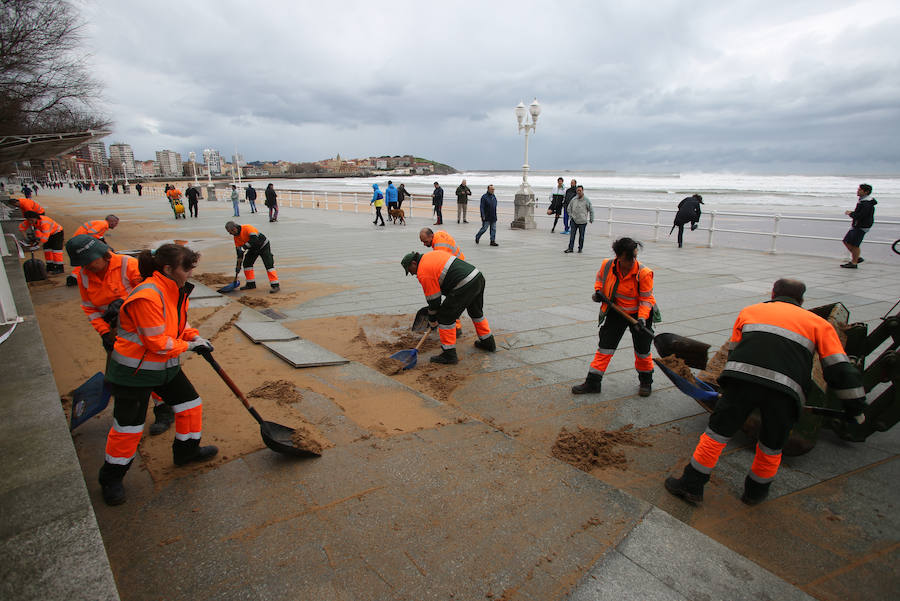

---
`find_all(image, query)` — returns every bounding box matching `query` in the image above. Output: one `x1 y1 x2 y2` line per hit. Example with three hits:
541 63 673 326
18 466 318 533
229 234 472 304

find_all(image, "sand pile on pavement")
238 295 270 308
194 272 235 286
290 425 326 455
248 379 304 406
658 354 697 384
551 425 651 471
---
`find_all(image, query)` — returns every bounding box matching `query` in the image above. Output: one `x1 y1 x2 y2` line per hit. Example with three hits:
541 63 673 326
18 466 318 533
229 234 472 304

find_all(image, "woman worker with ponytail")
98 244 217 506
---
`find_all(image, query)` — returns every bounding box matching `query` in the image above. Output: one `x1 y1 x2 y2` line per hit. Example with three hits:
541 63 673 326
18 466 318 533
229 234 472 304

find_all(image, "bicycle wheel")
893 239 900 255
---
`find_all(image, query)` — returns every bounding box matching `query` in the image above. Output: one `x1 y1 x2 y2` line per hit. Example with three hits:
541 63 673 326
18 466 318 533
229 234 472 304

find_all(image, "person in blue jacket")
475 184 499 246
370 183 385 226
385 181 399 218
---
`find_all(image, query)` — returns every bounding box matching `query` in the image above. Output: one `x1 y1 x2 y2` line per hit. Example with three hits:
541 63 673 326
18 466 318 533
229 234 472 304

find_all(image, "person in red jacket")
99 244 216 505
19 211 65 273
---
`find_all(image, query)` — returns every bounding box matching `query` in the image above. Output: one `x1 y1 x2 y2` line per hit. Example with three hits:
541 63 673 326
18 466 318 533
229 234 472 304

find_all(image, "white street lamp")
515 98 541 195
189 151 199 187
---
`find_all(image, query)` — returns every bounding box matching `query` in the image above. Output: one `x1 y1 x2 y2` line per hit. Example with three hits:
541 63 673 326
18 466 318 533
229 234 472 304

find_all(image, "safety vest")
721 298 865 406
17 197 45 216
431 231 465 260
232 224 268 250
416 251 480 311
594 258 655 320
18 215 62 244
107 272 199 386
75 253 143 335
166 188 182 200
74 219 110 240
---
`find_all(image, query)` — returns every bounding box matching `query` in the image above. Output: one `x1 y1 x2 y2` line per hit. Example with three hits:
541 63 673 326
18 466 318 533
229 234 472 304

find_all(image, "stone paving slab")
261 339 350 367
186 280 223 299
234 320 300 343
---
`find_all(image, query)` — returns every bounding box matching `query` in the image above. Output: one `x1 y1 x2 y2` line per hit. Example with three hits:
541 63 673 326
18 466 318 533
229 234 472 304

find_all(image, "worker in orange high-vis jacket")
572 237 656 397
9 196 45 217
419 227 465 335
401 250 495 364
225 221 280 293
99 244 217 506
665 278 866 506
74 214 119 243
19 210 65 273
65 235 176 436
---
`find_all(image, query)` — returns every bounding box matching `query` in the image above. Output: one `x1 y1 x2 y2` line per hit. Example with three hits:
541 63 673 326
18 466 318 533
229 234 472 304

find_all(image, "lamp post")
510 98 541 229
189 152 199 187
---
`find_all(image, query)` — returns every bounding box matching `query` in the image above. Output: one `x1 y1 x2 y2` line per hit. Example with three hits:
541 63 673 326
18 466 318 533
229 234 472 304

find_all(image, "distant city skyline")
80 1 900 174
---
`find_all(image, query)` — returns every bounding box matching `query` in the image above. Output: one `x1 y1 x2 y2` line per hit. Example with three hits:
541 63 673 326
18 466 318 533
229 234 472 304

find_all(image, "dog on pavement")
388 207 406 225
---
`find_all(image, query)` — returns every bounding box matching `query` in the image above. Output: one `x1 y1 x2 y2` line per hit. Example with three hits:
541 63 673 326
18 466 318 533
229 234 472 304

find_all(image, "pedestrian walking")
432 182 444 225
475 185 499 246
664 278 866 506
397 183 412 209
264 183 278 222
671 194 703 248
548 177 566 232
370 183 386 226
562 179 577 235
245 183 258 213
455 179 472 223
225 221 280 293
230 185 240 217
135 183 143 196
563 186 594 253
186 185 201 218
401 250 496 365
841 183 877 268
19 211 65 273
385 181 399 217
572 237 655 397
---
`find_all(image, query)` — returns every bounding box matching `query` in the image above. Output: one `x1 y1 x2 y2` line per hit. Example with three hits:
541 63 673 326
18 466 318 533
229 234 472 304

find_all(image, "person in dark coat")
841 183 877 268
397 184 412 209
671 194 703 248
431 182 444 225
475 185 499 246
185 185 201 218
264 183 278 222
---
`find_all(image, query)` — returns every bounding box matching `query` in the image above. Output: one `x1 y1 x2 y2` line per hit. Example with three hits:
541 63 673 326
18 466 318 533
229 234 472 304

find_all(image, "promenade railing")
144 184 899 257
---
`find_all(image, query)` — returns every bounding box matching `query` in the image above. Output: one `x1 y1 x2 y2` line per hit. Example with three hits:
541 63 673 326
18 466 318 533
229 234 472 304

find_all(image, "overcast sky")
77 0 900 174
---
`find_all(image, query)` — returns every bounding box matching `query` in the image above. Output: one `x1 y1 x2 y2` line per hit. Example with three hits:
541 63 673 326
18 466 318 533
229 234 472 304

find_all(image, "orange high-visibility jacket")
108 272 199 383
594 258 655 320
722 298 866 408
74 219 110 240
17 197 45 217
166 188 182 201
75 253 143 335
18 215 63 244
431 231 465 260
415 250 480 311
232 224 268 250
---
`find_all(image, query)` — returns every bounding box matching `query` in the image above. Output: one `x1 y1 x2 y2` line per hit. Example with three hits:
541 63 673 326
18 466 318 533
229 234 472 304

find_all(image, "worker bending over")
225 221 280 293
74 215 119 244
401 250 495 364
665 278 866 506
419 227 465 335
19 211 65 273
9 196 45 217
100 244 216 506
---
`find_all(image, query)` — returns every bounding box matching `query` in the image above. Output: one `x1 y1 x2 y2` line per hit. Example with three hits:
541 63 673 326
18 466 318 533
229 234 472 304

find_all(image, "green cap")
66 234 109 266
401 252 420 275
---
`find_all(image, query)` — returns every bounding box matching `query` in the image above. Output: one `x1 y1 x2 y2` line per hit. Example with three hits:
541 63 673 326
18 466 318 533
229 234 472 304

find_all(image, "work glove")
101 331 117 353
187 337 214 353
592 291 604 303
629 318 648 334
102 299 124 328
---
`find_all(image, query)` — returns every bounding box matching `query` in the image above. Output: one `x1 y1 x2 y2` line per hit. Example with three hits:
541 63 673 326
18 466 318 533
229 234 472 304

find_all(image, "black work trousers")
709 380 798 451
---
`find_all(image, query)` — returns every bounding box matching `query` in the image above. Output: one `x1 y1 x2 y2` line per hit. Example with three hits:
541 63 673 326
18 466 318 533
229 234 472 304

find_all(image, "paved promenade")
2 187 898 600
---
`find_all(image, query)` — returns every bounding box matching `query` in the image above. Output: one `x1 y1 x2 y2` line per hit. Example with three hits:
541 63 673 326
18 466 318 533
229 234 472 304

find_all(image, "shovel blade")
217 280 240 293
71 372 112 430
389 348 418 370
260 421 321 457
411 307 430 332
653 333 710 370
654 359 719 411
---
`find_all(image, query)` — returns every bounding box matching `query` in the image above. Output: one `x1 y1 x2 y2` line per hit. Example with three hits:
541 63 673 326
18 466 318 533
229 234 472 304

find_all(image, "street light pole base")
510 192 537 229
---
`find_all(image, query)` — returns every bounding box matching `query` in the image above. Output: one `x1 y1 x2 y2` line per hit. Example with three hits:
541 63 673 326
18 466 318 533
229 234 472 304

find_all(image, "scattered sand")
697 342 728 385
238 295 270 308
290 424 326 454
551 425 651 471
248 379 304 406
658 355 696 384
194 273 236 286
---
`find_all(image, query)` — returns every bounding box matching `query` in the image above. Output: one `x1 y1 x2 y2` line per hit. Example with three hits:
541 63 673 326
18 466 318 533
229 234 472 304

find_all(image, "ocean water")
270 171 900 216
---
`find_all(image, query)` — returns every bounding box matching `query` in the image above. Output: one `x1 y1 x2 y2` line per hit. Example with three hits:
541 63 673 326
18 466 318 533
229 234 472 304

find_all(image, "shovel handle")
414 326 434 352
596 292 653 335
199 350 265 426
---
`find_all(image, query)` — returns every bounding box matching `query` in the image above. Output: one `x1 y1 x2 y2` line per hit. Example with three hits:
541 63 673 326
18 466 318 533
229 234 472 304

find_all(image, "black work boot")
98 461 130 506
664 464 709 505
741 476 771 506
474 335 496 352
269 282 280 294
430 348 459 364
571 373 603 395
239 281 256 290
638 372 653 397
173 439 219 466
149 403 175 436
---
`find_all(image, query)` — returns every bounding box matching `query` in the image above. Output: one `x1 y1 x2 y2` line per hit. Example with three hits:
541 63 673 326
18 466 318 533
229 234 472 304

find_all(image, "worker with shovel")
572 237 656 397
99 244 217 506
225 221 280 293
65 235 176 436
401 250 495 364
664 278 866 506
419 227 465 336
18 211 65 273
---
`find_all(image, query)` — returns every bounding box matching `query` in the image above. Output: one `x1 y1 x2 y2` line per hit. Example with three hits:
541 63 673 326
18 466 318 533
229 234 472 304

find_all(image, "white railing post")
770 214 781 254
339 192 343 212
607 206 614 238
324 191 328 210
707 211 717 248
354 192 359 213
300 190 304 208
654 209 661 242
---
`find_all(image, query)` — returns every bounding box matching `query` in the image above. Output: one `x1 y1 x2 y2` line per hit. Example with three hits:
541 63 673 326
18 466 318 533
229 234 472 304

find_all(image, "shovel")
70 372 112 430
390 327 433 370
199 350 320 457
596 292 710 369
217 258 242 293
411 306 431 332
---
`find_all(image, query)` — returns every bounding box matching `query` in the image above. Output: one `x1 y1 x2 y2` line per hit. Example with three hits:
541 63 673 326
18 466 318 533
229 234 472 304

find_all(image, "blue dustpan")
70 372 112 430
653 358 719 404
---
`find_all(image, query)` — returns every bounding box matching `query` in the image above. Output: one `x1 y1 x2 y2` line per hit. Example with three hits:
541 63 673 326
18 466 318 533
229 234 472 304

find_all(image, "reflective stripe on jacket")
232 224 268 250
594 258 655 320
74 220 110 239
107 273 199 385
75 253 143 335
17 197 45 216
431 231 465 260
416 251 479 312
19 215 63 244
721 298 865 407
